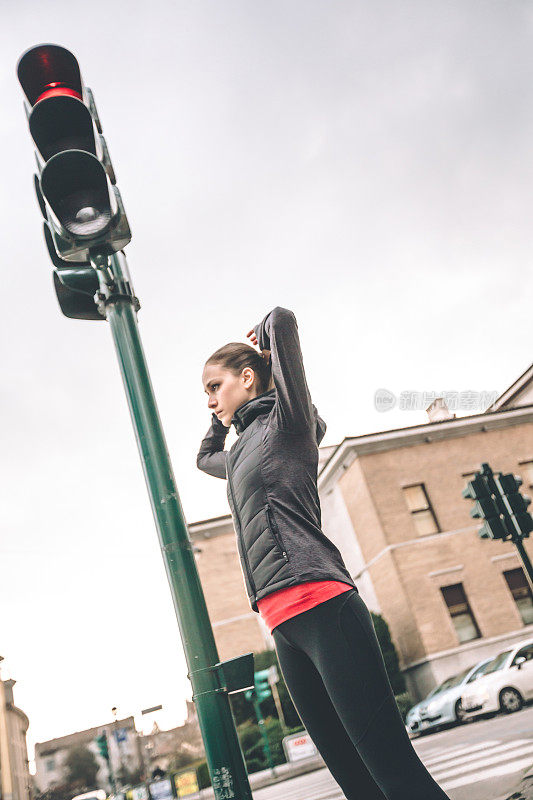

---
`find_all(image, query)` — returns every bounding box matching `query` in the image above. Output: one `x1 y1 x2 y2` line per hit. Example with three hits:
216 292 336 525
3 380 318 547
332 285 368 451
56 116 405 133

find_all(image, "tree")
370 611 406 695
63 745 99 793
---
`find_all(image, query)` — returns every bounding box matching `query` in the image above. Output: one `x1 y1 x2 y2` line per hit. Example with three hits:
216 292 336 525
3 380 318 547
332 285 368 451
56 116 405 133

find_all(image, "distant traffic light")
17 44 131 318
254 669 272 702
462 472 508 541
95 732 109 761
245 669 272 703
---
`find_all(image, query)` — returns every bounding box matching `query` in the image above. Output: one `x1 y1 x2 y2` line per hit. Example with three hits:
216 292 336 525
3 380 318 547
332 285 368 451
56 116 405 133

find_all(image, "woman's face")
202 363 258 428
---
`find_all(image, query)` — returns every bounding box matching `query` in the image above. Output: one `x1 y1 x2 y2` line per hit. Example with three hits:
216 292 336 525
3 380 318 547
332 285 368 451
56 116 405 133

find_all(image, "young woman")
197 306 451 800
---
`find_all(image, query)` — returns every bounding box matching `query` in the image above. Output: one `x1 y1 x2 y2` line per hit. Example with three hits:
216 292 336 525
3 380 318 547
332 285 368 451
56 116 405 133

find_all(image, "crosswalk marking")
419 737 533 792
432 743 533 778
252 736 533 799
425 738 531 768
440 756 533 791
423 739 499 765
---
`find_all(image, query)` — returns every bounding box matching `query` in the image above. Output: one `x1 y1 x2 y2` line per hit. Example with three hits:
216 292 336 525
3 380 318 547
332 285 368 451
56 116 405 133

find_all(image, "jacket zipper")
266 504 289 562
226 459 257 594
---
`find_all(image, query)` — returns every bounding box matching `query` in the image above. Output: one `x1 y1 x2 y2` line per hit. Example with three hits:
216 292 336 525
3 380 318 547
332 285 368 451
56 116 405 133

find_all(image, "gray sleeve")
196 413 229 479
254 306 315 432
314 405 327 445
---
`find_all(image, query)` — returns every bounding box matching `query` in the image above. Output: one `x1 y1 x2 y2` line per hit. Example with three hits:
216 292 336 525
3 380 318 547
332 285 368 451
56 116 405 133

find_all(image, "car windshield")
425 683 445 699
446 665 474 688
428 671 463 695
467 659 495 682
481 649 513 675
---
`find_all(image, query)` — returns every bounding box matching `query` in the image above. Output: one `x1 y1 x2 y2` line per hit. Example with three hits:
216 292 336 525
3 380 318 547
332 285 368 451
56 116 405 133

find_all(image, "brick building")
190 363 533 702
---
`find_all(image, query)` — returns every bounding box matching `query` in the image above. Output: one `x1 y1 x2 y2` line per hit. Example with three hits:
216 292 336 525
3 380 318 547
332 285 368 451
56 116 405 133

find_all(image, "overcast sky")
2 0 533 765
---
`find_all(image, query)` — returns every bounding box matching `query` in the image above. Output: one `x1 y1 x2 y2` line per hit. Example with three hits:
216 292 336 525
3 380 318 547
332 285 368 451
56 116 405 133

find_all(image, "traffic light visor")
30 96 96 161
41 150 113 238
34 174 47 218
43 222 88 269
17 44 82 106
462 475 490 500
53 272 104 321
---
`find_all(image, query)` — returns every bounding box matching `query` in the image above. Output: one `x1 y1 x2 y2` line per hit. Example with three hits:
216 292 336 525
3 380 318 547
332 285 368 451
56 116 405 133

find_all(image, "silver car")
405 657 495 736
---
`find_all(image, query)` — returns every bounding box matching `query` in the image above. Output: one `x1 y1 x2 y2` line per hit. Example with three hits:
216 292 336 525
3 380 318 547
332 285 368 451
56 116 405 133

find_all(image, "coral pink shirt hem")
257 580 353 633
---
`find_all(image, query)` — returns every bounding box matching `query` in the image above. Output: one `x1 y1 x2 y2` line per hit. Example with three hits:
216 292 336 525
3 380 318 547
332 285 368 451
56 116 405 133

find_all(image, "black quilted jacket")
196 307 357 611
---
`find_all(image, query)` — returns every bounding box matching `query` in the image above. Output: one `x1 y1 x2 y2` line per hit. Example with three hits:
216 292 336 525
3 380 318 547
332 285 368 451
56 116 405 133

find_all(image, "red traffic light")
17 44 82 107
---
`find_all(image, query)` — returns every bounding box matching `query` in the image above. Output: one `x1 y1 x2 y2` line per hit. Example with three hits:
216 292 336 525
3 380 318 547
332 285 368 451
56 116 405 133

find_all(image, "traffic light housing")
245 669 272 703
17 43 131 319
496 473 533 537
462 472 509 541
95 732 109 761
254 669 272 702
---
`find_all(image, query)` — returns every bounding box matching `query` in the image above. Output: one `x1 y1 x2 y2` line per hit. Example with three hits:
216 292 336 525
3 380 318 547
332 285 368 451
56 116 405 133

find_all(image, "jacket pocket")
265 504 289 562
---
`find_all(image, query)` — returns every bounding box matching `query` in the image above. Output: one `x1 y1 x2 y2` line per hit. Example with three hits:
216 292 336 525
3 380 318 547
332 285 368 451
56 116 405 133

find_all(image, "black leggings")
272 590 451 800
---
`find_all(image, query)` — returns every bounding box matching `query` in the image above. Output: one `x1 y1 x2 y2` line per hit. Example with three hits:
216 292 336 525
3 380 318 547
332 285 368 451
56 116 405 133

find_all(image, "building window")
402 483 440 535
440 583 481 643
45 759 55 773
518 460 533 489
503 568 533 626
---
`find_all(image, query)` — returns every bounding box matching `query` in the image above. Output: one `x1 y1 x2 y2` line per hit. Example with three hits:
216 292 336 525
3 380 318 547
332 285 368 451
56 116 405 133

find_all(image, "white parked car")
460 638 533 718
404 657 494 736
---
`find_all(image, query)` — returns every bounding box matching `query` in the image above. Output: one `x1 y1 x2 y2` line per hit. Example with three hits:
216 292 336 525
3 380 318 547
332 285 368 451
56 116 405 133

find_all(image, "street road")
253 705 533 800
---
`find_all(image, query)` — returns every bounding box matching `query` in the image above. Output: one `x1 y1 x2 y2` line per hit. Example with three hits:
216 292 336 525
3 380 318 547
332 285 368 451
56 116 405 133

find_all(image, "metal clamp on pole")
188 664 226 700
188 653 254 699
103 292 141 311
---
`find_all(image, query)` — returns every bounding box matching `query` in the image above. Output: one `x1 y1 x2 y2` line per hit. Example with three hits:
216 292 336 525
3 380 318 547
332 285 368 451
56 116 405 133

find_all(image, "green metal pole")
492 471 533 595
93 252 252 800
252 697 274 773
512 537 533 596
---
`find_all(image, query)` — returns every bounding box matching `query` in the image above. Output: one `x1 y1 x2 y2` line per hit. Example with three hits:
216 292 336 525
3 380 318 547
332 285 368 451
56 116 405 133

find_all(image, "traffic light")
95 732 109 761
16 44 131 319
254 669 272 702
496 473 533 538
244 669 271 703
462 473 509 541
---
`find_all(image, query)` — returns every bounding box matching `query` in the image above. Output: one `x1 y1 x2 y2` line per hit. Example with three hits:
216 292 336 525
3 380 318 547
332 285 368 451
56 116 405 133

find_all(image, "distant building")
34 717 142 794
191 363 533 703
140 702 203 775
0 678 31 800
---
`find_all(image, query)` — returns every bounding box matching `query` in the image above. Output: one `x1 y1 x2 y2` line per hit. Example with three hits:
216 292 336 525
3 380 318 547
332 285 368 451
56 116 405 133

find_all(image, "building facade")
140 702 203 775
34 717 142 795
190 364 533 703
0 678 31 800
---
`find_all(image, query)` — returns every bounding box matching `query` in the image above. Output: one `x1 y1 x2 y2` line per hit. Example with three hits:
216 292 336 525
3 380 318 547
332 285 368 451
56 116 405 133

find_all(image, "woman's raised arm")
196 413 229 478
250 306 314 433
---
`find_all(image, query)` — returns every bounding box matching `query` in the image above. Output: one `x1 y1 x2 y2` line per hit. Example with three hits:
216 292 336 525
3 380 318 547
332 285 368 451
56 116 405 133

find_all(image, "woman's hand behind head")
246 329 271 365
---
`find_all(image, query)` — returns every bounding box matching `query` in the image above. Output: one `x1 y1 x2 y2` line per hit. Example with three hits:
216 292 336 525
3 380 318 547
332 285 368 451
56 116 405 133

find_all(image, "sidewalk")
194 754 326 798
497 760 533 800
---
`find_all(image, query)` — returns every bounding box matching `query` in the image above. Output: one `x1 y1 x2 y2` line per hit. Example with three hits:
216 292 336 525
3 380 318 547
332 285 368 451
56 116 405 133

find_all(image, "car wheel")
499 687 523 714
454 699 467 724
